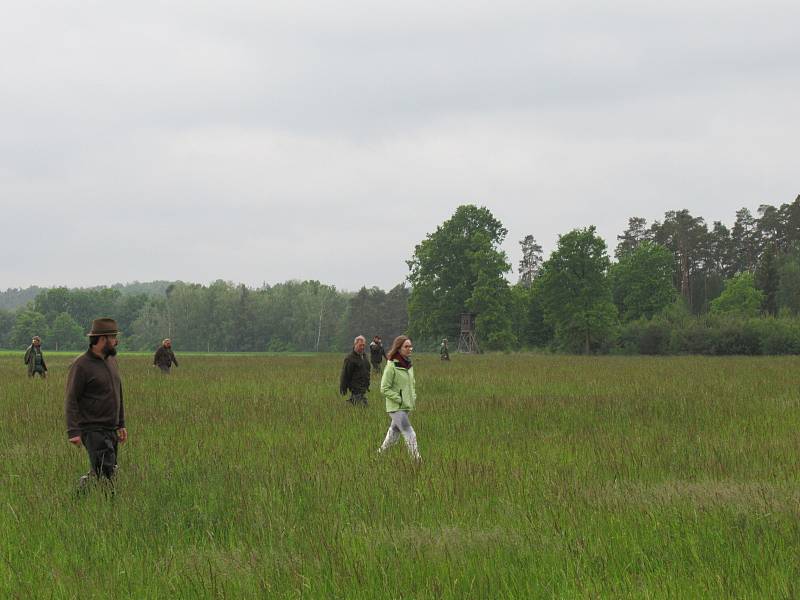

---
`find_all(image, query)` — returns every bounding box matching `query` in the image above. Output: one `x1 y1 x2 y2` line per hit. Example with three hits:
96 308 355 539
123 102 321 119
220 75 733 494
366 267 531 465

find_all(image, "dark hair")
387 335 410 361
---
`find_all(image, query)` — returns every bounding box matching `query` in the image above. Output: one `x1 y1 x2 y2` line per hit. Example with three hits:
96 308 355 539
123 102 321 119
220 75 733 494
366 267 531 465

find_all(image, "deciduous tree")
610 241 676 321
50 312 85 351
407 205 514 349
539 227 617 353
710 273 764 317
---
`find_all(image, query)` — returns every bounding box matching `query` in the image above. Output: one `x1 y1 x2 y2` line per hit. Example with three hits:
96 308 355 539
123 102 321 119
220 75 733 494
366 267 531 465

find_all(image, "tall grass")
1 353 799 598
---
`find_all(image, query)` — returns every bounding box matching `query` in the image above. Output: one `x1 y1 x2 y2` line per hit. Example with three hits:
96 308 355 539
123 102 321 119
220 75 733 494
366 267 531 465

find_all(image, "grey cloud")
1 1 798 290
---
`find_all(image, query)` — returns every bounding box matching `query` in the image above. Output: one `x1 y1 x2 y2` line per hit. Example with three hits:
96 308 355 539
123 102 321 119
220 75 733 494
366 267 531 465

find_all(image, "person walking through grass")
153 338 179 373
439 338 450 361
65 318 128 492
377 335 420 460
24 336 48 378
369 335 385 374
340 335 371 407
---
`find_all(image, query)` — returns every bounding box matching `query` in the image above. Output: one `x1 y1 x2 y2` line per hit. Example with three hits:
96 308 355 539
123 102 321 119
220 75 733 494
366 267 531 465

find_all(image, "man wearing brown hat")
24 336 47 378
65 318 128 490
153 338 179 373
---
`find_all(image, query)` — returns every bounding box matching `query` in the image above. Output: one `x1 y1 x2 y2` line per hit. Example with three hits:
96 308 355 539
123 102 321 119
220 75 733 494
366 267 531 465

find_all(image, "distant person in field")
440 338 450 361
24 336 48 378
65 318 127 493
153 338 179 374
369 335 385 374
339 335 371 407
377 335 420 460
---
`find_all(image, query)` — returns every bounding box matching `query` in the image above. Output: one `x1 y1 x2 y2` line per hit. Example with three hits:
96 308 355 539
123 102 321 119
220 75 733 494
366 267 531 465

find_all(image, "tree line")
0 281 409 352
3 195 800 354
406 197 800 354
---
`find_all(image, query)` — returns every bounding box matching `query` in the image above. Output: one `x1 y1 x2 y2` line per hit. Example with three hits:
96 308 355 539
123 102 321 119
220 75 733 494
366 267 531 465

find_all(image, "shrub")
759 318 800 355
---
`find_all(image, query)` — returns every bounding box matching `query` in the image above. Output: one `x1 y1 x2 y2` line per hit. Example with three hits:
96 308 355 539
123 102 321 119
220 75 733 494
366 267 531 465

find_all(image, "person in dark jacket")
339 335 371 407
369 335 385 374
24 336 48 378
440 338 450 361
65 318 128 492
153 338 179 373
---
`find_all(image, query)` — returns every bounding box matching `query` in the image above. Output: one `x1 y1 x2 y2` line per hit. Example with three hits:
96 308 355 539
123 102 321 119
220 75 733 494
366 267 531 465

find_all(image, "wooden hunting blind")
457 312 480 353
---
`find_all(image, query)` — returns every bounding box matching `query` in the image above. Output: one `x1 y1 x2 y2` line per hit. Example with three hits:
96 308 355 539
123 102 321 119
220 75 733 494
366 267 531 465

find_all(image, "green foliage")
610 241 676 321
0 286 44 310
539 227 618 353
755 244 779 315
759 317 800 354
467 270 516 350
9 310 48 349
407 205 515 349
49 312 85 351
109 280 177 296
618 313 800 355
710 273 764 317
6 195 800 355
650 209 707 307
33 286 128 334
128 298 170 351
152 280 349 353
510 281 554 348
341 284 409 348
776 255 800 315
517 234 543 287
0 309 14 348
615 216 650 259
617 317 671 355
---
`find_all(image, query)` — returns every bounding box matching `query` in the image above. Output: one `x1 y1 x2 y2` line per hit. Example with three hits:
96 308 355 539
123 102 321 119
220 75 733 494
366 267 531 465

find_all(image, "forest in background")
0 281 408 353
3 194 800 354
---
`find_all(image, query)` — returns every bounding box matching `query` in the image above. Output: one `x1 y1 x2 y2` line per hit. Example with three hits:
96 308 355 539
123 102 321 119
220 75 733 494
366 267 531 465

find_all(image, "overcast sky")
1 0 797 291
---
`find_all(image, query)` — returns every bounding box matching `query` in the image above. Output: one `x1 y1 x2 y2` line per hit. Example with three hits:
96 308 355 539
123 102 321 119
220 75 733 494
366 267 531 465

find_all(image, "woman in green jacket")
378 335 420 460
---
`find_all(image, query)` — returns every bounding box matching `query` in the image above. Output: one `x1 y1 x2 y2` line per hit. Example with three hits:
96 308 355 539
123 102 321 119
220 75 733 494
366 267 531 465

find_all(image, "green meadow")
1 352 799 598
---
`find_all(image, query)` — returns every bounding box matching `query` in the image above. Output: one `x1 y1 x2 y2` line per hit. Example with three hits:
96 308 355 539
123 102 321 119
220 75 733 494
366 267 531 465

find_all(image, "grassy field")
1 352 800 598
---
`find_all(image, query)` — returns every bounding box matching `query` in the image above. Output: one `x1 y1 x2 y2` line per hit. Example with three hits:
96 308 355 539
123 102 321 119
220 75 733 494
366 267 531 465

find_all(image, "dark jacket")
154 346 179 369
369 341 385 364
339 351 371 395
65 350 125 438
24 345 47 375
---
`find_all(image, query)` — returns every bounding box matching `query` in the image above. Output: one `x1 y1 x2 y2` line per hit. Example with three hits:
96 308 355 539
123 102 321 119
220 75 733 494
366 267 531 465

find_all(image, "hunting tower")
457 312 480 354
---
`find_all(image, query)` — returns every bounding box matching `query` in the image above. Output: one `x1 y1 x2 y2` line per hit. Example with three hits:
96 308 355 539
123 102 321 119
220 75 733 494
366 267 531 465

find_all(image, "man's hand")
69 436 81 446
118 428 128 443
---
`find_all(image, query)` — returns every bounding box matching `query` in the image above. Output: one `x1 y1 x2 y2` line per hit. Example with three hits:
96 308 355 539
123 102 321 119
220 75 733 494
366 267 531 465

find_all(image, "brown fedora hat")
87 317 121 337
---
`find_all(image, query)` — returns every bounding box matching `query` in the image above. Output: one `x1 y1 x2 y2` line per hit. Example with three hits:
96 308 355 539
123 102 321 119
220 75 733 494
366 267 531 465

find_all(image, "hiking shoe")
77 473 93 494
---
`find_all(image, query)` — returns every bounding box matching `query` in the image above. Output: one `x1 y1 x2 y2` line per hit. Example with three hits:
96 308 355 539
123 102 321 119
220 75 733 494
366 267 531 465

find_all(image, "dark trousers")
371 361 382 374
29 368 46 378
81 429 119 480
158 365 171 374
348 392 368 407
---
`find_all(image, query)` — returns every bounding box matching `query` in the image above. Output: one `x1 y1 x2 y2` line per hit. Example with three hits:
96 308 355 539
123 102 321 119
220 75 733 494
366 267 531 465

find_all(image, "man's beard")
104 345 117 357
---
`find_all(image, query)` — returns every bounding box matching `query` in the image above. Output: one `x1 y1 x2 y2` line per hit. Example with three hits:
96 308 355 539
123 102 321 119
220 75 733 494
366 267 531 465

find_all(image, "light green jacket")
380 359 416 413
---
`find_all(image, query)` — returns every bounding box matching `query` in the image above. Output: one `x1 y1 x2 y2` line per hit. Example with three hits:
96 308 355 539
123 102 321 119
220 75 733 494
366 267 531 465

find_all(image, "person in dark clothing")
153 338 179 373
65 318 127 492
340 335 371 407
440 338 450 361
369 335 385 374
24 336 48 378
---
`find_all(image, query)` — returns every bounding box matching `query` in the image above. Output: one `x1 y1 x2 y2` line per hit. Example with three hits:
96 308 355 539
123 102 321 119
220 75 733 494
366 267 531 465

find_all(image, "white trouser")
379 411 420 459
